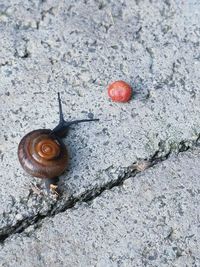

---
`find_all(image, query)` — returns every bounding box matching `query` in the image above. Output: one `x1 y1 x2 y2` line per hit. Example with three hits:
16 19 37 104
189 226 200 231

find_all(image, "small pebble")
108 80 132 102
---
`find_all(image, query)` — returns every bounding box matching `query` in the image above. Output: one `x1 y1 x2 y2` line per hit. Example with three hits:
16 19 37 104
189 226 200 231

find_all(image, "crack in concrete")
0 134 200 246
146 47 154 74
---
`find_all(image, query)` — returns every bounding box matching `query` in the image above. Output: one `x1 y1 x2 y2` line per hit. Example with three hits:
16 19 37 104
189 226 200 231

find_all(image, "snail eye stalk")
58 92 64 123
51 93 99 138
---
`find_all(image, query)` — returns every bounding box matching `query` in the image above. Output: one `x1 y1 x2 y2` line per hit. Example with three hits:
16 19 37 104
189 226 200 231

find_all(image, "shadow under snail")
18 93 99 194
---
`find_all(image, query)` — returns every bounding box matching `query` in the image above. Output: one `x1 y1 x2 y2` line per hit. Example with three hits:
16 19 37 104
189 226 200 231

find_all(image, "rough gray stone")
0 148 200 266
0 0 200 254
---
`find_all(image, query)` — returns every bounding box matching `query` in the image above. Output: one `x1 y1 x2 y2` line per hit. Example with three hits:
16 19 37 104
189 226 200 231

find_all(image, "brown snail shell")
18 129 68 179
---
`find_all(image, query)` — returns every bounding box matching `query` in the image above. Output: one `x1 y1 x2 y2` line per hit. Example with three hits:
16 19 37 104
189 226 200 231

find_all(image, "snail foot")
45 177 59 196
50 184 59 196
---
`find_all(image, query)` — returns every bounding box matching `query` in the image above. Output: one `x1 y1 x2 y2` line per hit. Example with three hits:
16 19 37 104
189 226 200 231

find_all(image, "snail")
18 93 99 194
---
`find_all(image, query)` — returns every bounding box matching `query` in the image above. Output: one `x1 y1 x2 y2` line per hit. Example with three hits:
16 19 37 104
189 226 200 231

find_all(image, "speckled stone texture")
0 0 200 265
0 148 200 266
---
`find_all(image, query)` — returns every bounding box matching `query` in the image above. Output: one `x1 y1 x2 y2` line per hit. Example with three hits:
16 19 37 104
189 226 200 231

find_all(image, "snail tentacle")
51 93 99 138
58 92 64 123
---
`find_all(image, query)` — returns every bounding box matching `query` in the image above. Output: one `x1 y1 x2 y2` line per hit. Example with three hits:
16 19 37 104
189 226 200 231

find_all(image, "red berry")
108 80 132 102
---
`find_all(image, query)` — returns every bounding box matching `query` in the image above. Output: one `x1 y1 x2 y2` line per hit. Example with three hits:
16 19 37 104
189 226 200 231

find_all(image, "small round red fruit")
108 80 132 102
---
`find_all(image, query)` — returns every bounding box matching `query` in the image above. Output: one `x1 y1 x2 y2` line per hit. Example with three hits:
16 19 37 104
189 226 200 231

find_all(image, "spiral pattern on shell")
18 129 68 178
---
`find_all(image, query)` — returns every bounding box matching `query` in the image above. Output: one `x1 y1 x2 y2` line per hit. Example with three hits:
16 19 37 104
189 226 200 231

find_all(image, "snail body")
18 93 99 192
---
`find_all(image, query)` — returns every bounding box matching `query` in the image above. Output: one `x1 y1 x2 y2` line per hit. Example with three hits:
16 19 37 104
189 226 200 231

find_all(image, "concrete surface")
0 0 200 265
0 148 200 267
